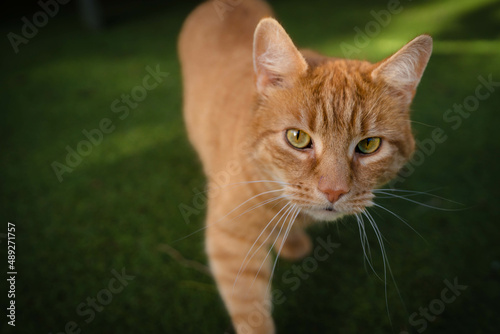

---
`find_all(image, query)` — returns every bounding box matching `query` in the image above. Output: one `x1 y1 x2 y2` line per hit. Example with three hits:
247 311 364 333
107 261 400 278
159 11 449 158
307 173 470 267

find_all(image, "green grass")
1 0 499 333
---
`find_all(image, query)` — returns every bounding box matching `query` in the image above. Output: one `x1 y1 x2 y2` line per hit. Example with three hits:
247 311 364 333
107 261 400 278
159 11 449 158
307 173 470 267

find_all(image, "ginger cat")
178 1 432 333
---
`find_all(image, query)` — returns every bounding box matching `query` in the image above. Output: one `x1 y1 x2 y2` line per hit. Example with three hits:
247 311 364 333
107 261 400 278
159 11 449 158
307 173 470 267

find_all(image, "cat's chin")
303 208 345 222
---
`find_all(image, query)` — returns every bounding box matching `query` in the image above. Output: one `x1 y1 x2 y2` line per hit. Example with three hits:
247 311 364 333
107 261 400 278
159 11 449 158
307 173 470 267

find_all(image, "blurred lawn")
1 0 499 333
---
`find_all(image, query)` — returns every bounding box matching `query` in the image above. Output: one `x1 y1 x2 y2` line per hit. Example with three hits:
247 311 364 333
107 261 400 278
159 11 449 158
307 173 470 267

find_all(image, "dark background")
1 0 499 333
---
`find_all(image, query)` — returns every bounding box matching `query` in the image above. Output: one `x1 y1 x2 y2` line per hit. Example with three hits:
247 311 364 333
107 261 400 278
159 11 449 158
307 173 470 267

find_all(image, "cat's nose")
318 176 349 203
320 188 348 203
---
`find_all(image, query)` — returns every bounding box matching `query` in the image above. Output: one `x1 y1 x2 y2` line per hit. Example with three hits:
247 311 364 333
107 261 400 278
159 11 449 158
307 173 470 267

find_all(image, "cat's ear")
372 35 432 104
253 18 308 94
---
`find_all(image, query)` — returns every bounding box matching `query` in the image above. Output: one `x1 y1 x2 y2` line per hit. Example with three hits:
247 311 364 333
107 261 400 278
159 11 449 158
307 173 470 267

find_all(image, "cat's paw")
277 230 312 261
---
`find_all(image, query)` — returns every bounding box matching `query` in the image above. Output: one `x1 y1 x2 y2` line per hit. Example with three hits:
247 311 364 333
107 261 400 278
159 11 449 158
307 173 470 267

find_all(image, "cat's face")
251 60 415 221
250 19 431 221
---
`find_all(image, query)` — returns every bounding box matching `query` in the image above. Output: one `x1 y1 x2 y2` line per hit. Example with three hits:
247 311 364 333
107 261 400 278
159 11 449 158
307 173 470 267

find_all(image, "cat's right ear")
253 18 308 94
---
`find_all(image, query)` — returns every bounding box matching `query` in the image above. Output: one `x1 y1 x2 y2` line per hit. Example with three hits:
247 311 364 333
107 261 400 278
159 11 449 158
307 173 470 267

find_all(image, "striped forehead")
300 63 373 146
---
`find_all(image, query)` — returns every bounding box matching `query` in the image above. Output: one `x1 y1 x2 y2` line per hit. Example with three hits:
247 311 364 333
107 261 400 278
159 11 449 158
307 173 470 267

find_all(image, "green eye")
356 137 381 154
286 129 312 149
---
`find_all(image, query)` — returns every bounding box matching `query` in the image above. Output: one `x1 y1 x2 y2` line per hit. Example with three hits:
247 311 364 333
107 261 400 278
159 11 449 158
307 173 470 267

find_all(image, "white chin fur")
304 209 344 222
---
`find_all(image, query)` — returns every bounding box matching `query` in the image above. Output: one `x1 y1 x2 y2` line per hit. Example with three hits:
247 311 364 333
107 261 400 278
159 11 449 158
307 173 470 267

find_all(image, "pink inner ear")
254 54 303 93
264 71 283 86
256 66 285 93
255 70 268 93
372 35 432 93
253 18 308 93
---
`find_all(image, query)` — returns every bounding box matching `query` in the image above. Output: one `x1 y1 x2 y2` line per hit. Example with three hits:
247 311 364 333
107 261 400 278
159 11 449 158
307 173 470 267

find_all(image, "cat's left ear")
372 35 432 104
253 18 308 94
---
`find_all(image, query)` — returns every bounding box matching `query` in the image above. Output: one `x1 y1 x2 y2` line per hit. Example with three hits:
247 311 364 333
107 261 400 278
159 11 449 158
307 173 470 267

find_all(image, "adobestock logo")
389 74 499 188
51 64 168 182
237 236 341 334
7 0 72 54
400 277 468 334
48 267 135 334
178 140 251 224
340 0 405 57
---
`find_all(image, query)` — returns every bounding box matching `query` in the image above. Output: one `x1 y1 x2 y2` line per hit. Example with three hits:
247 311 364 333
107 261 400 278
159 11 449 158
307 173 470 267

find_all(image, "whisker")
266 206 300 294
356 216 370 271
227 195 287 226
362 210 392 326
363 210 408 327
210 188 286 222
355 214 382 281
233 201 291 291
408 120 439 128
286 199 318 206
374 188 463 205
250 204 296 290
374 191 463 211
372 203 427 243
172 189 285 243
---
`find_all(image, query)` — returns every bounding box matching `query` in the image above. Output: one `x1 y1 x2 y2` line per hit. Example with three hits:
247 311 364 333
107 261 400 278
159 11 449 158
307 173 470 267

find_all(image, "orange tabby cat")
178 0 432 333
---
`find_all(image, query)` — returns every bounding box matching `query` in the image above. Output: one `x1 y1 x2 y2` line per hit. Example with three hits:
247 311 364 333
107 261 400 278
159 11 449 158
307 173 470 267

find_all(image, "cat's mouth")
302 205 344 222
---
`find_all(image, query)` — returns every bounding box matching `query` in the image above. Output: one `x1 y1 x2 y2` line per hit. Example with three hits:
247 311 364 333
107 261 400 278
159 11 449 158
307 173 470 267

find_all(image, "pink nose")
318 176 349 203
320 188 348 203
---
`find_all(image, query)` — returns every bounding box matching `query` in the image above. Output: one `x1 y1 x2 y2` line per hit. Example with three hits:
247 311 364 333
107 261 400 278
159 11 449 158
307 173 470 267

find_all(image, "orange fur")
178 1 432 333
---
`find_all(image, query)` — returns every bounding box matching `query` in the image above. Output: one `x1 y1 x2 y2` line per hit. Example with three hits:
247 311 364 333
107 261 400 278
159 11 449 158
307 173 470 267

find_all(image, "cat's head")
249 18 432 221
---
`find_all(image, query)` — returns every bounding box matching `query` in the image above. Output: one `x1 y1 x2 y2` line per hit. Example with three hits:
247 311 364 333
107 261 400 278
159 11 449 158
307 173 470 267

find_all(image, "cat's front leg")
275 228 312 261
206 225 275 334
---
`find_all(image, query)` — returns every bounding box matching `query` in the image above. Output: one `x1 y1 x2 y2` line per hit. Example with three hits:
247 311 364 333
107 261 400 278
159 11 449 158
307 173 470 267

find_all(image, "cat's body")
179 1 432 333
